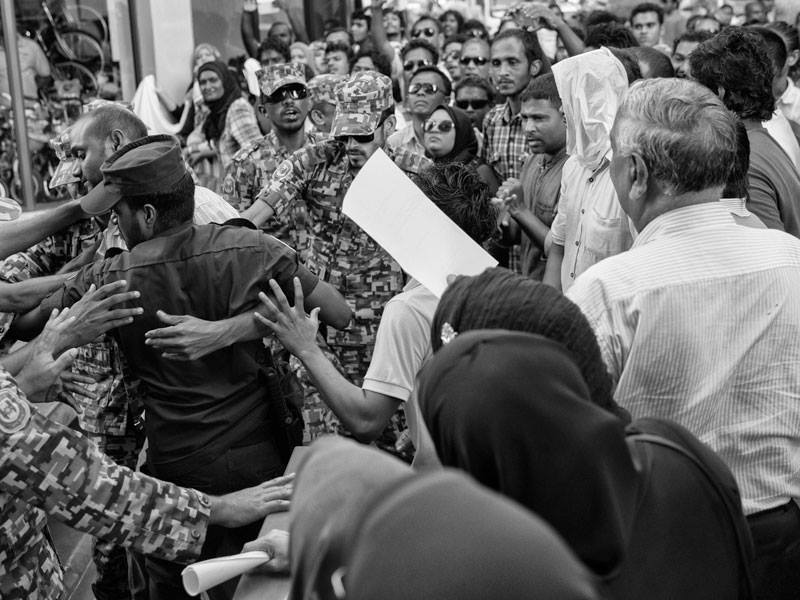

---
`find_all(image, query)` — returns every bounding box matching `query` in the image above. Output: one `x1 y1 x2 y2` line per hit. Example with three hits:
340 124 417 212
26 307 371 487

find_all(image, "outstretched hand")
17 308 79 402
145 311 225 361
57 280 143 352
255 277 320 357
212 474 295 529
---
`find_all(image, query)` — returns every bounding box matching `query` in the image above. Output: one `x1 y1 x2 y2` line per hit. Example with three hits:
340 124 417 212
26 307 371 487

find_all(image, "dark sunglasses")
459 56 488 66
455 98 490 110
265 84 308 104
411 27 437 38
335 132 376 144
467 29 488 39
423 119 455 133
403 59 433 72
408 82 440 95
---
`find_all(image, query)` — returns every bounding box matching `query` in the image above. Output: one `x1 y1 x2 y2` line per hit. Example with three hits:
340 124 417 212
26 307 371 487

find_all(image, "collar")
718 197 750 217
633 202 735 248
541 146 567 168
500 101 520 125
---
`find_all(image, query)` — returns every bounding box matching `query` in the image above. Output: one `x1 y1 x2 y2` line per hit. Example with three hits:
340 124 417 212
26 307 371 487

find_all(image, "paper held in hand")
181 551 272 596
342 149 498 297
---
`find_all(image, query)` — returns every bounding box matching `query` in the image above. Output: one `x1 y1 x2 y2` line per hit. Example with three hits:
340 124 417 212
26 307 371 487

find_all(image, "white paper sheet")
181 551 272 596
342 150 498 297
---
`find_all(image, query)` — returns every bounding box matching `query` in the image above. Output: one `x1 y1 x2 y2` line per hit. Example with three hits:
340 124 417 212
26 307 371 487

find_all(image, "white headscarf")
552 48 628 168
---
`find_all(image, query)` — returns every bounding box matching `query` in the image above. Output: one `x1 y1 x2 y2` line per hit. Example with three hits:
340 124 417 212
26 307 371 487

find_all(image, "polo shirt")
41 222 318 468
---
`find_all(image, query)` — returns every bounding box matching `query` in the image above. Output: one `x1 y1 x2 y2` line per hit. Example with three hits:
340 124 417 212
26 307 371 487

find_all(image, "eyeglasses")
403 59 433 72
459 56 488 66
408 82 440 95
334 132 376 144
455 98 490 110
423 119 455 133
264 84 308 104
411 27 437 38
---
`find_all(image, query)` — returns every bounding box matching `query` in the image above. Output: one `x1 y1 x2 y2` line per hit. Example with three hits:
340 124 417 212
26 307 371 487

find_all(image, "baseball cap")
330 71 394 137
258 63 306 97
307 73 348 105
80 134 188 216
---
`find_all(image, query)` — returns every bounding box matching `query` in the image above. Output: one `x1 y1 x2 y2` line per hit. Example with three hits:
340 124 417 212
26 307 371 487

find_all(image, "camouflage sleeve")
0 369 210 562
257 146 313 218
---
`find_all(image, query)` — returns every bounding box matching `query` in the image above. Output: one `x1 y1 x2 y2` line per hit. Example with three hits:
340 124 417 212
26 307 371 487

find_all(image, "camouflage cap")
258 63 306 97
307 74 348 106
330 71 395 137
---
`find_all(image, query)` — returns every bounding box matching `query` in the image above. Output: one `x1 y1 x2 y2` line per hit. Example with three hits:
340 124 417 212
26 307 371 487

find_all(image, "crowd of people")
2 0 800 599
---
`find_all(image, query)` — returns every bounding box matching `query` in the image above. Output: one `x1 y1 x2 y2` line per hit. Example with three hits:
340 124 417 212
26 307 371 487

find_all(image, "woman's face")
424 108 456 158
194 47 216 70
291 47 308 65
442 14 460 37
198 70 224 102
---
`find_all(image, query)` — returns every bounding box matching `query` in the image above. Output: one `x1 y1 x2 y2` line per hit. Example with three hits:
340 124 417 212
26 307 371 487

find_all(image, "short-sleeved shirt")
549 155 633 291
0 367 210 600
41 223 318 467
517 148 568 279
362 279 438 401
481 101 530 181
221 130 317 243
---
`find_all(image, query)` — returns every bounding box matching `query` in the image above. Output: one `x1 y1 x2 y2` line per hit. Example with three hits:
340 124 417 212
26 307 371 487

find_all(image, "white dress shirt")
567 202 800 514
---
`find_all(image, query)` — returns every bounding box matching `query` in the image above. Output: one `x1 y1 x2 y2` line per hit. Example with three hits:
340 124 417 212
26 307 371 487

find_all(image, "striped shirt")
567 202 800 514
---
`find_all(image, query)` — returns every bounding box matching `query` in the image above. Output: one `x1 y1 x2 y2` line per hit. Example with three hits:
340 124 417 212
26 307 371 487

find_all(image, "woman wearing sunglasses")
422 104 499 196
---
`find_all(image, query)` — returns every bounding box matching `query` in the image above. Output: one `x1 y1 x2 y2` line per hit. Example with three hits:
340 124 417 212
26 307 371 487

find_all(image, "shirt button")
581 209 585 214
575 241 579 246
191 529 201 539
588 177 594 183
570 272 574 278
198 494 210 507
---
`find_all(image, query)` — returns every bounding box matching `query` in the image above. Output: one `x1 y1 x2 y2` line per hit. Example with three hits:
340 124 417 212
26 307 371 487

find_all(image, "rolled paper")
182 550 272 596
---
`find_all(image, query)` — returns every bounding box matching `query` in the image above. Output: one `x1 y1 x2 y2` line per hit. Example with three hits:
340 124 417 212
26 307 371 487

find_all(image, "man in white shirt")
567 77 800 600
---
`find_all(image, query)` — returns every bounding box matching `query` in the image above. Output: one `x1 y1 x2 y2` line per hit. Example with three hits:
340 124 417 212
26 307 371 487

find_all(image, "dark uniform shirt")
0 367 210 600
260 140 430 384
41 223 318 474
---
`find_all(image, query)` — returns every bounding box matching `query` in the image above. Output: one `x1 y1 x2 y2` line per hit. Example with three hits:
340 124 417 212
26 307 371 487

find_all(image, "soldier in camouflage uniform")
222 63 317 244
241 72 432 451
306 73 348 140
0 363 291 600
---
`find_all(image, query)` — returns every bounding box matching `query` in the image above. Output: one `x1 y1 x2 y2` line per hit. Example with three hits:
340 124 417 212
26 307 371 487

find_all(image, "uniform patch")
0 393 31 434
274 160 293 180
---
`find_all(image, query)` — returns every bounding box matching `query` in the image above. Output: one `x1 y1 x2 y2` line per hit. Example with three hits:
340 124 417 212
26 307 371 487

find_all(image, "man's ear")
109 129 127 152
529 59 542 78
629 152 649 202
142 203 158 229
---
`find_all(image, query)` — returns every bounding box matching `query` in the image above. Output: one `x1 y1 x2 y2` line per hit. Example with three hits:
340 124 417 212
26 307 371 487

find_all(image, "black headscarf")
197 60 241 142
418 330 754 599
418 330 638 578
431 267 621 417
288 436 600 600
425 104 478 164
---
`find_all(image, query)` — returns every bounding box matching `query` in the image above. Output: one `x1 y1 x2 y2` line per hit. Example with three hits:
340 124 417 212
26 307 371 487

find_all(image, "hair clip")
440 322 458 345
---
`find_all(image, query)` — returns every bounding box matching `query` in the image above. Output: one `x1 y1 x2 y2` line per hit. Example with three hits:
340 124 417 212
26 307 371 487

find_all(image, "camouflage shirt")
260 140 431 382
0 368 211 600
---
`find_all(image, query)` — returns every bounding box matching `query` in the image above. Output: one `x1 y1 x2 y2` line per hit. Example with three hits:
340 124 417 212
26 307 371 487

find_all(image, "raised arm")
0 199 84 260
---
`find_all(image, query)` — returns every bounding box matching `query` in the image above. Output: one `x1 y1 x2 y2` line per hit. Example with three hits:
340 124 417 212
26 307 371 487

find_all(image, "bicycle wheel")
54 27 105 70
52 61 99 99
63 4 109 43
